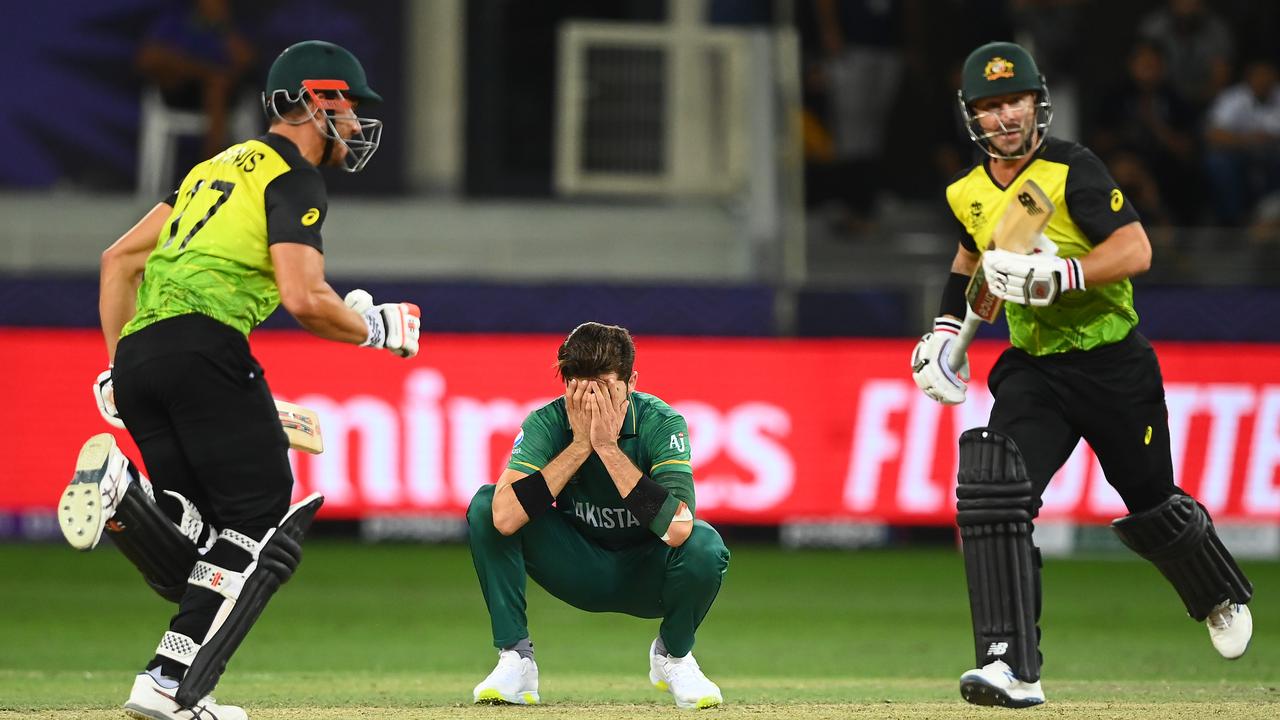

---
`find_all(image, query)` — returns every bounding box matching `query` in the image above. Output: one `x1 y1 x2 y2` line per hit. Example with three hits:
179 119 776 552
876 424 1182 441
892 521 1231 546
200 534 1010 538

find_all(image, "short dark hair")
557 322 635 382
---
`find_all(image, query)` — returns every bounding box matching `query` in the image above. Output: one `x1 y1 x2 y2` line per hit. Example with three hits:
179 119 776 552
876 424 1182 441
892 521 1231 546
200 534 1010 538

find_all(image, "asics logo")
987 642 1008 656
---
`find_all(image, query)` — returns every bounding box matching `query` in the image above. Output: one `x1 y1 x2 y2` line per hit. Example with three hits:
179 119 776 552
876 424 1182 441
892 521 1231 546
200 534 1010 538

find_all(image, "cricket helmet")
262 40 383 172
957 41 1053 160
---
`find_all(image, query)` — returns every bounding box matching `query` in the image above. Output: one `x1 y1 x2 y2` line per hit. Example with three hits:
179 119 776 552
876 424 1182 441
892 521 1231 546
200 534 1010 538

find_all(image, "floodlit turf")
1 543 1276 719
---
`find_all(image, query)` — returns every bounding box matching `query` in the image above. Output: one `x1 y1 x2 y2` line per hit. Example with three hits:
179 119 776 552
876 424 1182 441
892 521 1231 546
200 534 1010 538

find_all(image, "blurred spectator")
1138 0 1233 112
136 0 255 159
1008 0 1087 81
1106 149 1176 250
1204 59 1280 226
1091 40 1202 224
808 0 905 232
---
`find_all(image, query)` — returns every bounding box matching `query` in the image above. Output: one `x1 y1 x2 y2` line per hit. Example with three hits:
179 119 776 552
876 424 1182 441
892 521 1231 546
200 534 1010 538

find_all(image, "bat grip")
948 311 981 374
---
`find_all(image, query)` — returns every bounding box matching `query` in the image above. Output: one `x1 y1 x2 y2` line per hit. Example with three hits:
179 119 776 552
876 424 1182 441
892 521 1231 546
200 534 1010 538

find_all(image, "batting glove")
910 317 969 406
343 288 374 313
983 249 1084 307
345 288 422 358
360 303 422 358
93 367 126 429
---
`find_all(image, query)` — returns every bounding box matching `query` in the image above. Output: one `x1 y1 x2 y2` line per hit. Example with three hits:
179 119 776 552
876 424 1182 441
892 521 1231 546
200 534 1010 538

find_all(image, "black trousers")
988 330 1178 516
113 314 292 532
113 314 293 676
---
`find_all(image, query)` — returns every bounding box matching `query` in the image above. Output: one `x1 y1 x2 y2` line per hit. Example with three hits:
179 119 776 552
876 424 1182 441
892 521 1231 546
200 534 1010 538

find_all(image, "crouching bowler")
467 322 730 709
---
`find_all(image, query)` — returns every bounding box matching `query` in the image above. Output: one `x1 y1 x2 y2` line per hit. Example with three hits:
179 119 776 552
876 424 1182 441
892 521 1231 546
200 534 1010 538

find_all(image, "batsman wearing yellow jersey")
912 41 1254 709
56 41 419 720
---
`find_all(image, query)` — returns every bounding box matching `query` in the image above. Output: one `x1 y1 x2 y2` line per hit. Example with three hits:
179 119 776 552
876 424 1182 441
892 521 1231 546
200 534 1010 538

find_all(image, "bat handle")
948 311 981 374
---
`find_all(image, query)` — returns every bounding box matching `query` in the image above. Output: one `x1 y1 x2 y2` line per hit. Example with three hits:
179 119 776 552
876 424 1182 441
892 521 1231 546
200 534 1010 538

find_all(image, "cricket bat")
965 178 1055 324
275 399 324 454
947 179 1055 374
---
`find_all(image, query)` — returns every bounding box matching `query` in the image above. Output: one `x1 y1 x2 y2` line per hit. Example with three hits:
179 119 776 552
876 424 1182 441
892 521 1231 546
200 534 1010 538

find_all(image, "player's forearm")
283 286 368 343
541 440 594 495
98 268 140 363
595 445 643 497
491 441 592 534
99 204 169 362
1079 222 1151 286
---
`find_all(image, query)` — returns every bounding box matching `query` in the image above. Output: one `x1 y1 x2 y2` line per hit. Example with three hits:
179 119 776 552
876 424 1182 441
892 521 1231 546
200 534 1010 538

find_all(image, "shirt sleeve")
944 179 979 253
505 406 564 475
1065 146 1141 244
646 413 696 532
264 168 327 251
952 210 978 253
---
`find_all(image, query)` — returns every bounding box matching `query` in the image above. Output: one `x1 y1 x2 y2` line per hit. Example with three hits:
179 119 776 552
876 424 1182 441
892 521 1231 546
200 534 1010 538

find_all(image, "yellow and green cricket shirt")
945 137 1142 356
506 391 694 549
123 133 328 338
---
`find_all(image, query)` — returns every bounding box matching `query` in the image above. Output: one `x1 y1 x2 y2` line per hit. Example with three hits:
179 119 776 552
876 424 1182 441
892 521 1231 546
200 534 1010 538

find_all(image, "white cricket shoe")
58 434 132 550
123 671 248 720
649 640 722 710
959 659 1045 708
1207 601 1252 659
473 650 539 705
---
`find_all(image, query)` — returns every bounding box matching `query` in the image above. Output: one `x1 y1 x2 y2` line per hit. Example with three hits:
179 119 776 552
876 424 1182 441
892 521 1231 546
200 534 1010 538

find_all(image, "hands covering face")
565 377 630 450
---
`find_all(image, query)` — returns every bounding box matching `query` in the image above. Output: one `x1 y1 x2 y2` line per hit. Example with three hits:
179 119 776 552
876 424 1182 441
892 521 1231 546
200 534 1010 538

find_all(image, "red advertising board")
4 329 1280 524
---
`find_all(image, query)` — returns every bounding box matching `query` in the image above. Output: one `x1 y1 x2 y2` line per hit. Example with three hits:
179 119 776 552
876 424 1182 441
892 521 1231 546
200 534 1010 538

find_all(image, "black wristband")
939 271 970 320
511 471 555 520
622 474 670 526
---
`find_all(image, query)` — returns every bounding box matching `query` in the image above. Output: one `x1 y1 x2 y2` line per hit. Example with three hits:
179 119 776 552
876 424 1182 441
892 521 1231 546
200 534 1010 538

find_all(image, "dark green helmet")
266 40 382 105
956 41 1053 160
262 40 383 173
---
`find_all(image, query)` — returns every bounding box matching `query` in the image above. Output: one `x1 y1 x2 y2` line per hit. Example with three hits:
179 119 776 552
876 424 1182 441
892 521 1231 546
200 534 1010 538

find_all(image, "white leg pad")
188 561 245 600
155 631 202 666
218 528 260 555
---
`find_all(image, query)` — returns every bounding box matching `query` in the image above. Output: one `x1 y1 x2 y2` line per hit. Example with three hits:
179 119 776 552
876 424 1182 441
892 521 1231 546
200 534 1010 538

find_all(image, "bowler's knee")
677 521 730 581
467 484 499 536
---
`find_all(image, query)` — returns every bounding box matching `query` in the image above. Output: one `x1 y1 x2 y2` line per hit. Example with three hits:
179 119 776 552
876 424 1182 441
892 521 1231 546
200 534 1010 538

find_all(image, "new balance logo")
1017 192 1045 214
987 642 1009 656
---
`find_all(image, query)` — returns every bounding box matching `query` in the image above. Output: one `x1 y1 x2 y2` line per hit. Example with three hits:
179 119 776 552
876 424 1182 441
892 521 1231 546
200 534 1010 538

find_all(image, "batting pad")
1112 494 1253 621
175 492 323 707
107 480 207 603
956 428 1042 682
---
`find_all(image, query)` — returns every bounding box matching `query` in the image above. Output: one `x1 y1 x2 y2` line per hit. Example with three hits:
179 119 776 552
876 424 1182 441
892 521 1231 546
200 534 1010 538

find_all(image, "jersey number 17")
162 179 237 251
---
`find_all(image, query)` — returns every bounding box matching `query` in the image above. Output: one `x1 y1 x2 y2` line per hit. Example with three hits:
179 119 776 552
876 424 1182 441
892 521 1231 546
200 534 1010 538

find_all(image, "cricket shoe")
959 660 1044 708
649 639 722 709
58 433 135 550
123 670 248 720
1207 600 1252 659
473 650 539 705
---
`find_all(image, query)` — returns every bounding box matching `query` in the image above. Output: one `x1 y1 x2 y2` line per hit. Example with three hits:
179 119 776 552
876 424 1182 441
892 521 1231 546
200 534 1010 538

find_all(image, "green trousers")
466 484 730 657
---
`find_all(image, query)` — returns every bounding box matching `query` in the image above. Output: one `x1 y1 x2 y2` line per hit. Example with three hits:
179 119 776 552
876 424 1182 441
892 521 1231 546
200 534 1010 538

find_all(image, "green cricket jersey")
506 391 694 549
945 137 1142 356
123 133 328 338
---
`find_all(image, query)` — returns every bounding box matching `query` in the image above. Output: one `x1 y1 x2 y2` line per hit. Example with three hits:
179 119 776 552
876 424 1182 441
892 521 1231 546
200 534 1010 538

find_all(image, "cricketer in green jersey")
467 322 730 710
911 41 1253 710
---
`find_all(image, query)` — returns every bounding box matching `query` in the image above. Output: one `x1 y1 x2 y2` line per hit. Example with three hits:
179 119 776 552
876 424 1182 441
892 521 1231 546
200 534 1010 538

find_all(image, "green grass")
1 543 1277 718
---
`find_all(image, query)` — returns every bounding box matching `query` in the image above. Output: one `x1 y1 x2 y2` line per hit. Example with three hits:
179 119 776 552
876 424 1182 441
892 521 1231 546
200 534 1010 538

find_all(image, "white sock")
145 666 180 689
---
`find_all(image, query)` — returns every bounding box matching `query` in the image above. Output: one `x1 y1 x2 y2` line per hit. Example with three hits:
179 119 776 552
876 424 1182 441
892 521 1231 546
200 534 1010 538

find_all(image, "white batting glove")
910 317 970 406
983 249 1084 307
93 368 126 429
343 288 374 313
361 302 422 358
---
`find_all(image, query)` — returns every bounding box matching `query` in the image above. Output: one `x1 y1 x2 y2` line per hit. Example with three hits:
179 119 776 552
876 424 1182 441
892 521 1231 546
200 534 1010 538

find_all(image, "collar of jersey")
620 398 638 439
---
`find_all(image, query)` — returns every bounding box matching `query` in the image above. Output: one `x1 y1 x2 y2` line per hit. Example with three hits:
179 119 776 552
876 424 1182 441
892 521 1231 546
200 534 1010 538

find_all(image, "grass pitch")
1 543 1276 718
